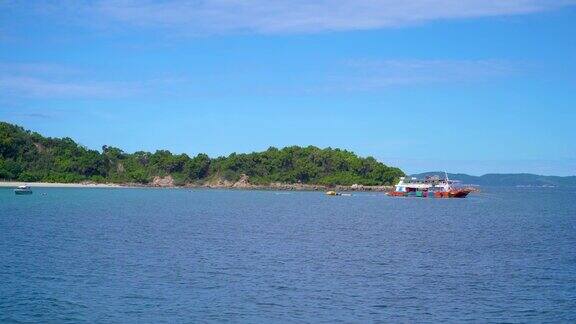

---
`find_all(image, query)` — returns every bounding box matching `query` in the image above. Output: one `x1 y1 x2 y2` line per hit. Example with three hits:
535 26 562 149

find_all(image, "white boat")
387 174 472 198
14 185 33 195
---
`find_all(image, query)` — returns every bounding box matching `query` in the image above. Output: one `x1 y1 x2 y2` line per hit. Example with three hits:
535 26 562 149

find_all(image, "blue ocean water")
1 187 575 322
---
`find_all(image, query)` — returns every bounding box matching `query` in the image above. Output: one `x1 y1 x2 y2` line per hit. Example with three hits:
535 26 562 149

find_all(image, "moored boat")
14 185 33 195
387 174 473 198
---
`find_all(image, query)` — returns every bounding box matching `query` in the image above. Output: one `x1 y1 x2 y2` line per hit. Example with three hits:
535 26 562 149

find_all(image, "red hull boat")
387 174 474 199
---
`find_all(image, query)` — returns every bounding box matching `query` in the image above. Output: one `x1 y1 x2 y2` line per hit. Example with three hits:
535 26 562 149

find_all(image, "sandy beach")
0 181 125 189
0 180 392 192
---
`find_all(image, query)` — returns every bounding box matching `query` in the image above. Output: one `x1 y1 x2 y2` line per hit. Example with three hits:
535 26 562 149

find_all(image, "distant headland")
411 172 576 187
0 122 403 190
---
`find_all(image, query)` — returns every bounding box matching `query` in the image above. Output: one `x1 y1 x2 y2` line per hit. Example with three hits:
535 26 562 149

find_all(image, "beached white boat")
14 185 33 195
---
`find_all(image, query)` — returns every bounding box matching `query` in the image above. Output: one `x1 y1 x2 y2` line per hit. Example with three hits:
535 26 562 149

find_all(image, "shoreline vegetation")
0 122 404 189
0 177 393 191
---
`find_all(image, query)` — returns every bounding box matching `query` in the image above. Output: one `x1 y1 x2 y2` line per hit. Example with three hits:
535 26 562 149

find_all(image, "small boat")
14 185 33 195
325 191 340 196
387 174 473 199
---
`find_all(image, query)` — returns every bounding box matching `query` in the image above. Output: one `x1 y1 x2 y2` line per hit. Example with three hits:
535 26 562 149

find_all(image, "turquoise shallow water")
1 187 575 322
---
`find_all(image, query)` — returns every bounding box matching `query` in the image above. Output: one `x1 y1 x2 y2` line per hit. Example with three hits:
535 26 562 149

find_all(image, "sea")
1 187 575 323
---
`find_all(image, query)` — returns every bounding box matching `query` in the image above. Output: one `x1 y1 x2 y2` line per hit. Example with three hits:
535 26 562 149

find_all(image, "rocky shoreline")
1 174 393 192
149 174 393 192
188 182 392 192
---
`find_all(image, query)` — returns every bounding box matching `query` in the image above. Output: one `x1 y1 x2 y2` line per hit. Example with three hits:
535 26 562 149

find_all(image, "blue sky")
1 1 575 176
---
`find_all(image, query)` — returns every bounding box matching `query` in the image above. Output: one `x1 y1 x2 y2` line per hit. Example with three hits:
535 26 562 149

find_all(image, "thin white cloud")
0 62 185 99
86 0 574 34
0 59 522 99
0 62 82 76
0 76 132 98
331 59 519 90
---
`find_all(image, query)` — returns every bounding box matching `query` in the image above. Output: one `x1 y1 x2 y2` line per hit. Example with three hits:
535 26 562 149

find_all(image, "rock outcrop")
151 175 174 187
205 177 233 188
33 142 46 153
189 175 391 191
116 162 125 173
140 174 392 191
232 174 251 188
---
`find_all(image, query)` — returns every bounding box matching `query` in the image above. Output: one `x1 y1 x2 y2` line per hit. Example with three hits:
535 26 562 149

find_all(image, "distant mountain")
411 172 576 187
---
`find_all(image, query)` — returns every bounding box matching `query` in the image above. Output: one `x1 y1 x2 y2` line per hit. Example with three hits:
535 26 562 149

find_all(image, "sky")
0 0 575 176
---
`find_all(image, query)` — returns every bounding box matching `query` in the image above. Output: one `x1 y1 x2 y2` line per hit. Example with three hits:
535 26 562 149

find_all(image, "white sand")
0 181 125 188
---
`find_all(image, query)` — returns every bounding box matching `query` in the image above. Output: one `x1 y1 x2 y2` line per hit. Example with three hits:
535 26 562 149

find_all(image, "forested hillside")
0 122 404 186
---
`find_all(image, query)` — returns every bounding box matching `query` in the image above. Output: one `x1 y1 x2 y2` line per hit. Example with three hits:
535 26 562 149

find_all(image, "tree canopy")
0 122 404 186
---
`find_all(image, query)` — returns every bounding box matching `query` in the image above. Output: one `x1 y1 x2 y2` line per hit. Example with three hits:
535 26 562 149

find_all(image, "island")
0 122 404 191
